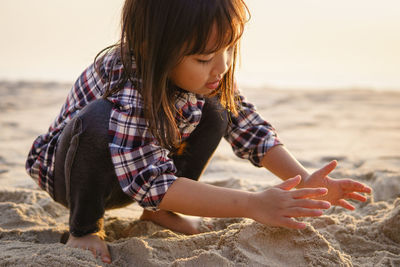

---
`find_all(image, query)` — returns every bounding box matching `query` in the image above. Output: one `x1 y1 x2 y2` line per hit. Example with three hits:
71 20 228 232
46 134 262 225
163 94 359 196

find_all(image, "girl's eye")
196 58 212 64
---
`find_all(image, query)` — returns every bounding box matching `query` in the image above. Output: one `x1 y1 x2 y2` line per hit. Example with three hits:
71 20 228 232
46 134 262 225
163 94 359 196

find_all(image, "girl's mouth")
205 80 221 90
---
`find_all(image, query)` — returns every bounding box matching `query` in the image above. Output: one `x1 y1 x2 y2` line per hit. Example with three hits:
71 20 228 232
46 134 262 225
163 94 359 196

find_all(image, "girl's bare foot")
66 232 111 264
140 209 201 235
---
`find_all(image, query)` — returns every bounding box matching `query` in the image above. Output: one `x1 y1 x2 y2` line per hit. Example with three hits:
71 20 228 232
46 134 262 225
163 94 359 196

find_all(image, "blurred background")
1 0 399 90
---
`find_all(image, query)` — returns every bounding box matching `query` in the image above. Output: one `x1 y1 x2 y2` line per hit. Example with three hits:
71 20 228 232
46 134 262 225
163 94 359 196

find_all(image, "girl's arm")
261 145 310 185
159 176 330 229
260 145 372 210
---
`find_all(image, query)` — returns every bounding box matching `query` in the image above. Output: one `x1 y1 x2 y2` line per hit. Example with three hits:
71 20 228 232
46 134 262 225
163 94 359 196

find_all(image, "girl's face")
169 28 234 96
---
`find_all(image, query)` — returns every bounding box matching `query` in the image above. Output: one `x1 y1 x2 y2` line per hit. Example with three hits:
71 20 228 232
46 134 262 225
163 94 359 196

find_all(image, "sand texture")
0 81 399 266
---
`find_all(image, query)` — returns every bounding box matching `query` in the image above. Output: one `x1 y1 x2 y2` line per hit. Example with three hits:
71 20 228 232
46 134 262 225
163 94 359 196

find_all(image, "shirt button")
189 94 197 105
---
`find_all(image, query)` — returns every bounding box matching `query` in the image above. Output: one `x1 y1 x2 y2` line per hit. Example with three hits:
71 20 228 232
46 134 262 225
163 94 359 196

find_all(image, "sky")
1 0 399 90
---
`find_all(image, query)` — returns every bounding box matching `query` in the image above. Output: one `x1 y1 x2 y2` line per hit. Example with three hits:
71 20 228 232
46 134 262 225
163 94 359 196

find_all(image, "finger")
291 199 331 209
314 160 337 178
284 207 324 218
337 199 355 210
341 180 372 193
363 186 372 193
279 217 307 229
276 175 301 191
344 192 367 202
291 188 328 199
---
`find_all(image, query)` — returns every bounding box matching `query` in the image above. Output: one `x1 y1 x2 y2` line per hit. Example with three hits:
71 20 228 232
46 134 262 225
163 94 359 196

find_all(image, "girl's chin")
178 84 219 96
182 88 214 95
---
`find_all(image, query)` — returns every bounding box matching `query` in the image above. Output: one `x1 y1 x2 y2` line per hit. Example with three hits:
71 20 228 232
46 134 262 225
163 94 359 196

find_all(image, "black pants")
53 97 227 237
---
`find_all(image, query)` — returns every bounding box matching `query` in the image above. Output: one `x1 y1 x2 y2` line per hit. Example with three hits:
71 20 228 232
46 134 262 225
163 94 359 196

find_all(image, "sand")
0 81 399 266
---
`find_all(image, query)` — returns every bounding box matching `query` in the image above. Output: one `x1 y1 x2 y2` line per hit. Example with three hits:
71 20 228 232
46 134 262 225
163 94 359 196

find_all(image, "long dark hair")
96 0 249 150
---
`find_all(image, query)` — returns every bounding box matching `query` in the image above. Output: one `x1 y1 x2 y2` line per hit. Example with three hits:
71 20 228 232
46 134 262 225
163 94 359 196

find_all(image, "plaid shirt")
26 51 282 211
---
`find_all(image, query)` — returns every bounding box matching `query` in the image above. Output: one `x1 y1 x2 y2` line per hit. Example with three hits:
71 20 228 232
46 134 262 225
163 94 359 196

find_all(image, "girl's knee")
203 97 228 136
78 99 112 134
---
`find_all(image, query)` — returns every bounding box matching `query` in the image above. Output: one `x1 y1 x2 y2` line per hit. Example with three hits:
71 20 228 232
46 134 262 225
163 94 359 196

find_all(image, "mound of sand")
0 184 399 266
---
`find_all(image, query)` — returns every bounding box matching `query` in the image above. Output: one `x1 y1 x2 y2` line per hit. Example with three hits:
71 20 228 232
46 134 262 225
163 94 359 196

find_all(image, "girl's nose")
212 50 232 77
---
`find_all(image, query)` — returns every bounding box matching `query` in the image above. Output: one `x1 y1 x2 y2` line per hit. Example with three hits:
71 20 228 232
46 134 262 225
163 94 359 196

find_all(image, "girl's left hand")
300 160 372 210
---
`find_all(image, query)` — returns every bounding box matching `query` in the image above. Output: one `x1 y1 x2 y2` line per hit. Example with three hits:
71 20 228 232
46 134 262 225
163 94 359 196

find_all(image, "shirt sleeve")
224 91 283 167
107 89 177 211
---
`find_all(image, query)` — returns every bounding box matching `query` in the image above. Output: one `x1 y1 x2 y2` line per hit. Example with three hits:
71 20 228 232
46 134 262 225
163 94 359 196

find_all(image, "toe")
99 244 112 263
101 250 111 264
102 255 111 264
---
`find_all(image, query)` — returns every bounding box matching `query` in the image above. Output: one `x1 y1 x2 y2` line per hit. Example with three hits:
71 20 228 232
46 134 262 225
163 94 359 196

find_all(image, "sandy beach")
0 81 399 266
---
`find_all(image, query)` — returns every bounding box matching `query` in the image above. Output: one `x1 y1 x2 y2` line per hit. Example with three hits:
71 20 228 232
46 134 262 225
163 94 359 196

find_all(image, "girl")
26 0 371 264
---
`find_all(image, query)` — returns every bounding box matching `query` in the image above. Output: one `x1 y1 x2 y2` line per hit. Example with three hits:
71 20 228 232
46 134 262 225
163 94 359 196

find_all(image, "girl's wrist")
295 171 311 189
243 191 259 220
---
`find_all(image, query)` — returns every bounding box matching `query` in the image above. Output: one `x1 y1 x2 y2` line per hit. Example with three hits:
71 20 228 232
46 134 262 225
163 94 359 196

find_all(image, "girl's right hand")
249 175 331 229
